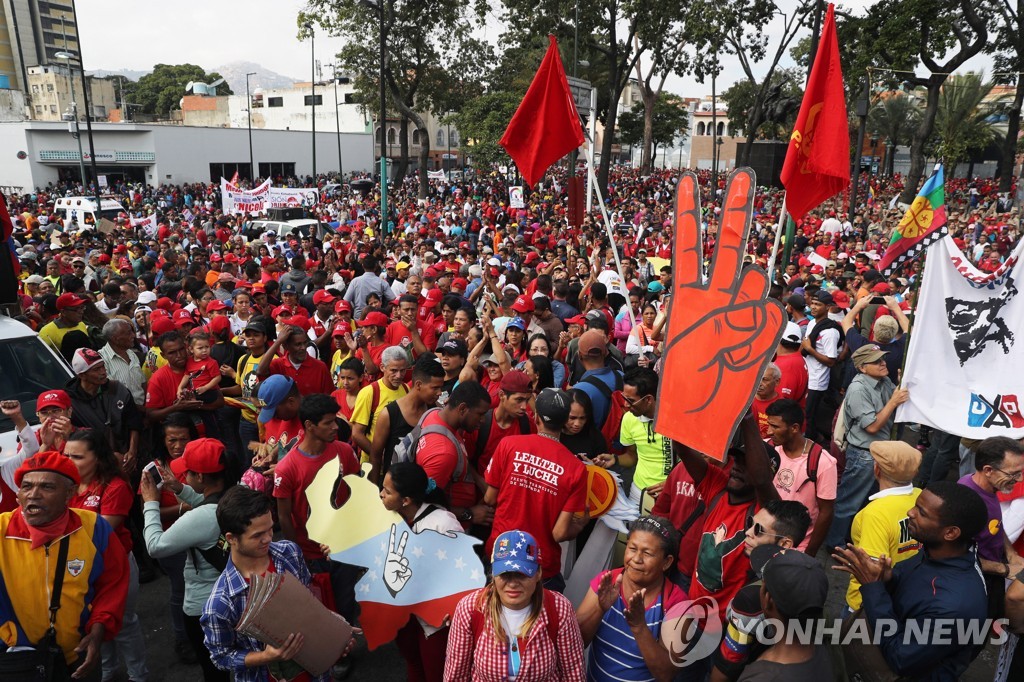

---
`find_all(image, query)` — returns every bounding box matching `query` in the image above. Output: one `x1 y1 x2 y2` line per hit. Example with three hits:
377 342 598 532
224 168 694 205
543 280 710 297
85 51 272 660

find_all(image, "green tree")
932 73 1004 177
300 0 489 199
127 64 232 117
989 0 1024 191
618 94 689 161
866 92 921 175
450 91 523 167
843 0 993 204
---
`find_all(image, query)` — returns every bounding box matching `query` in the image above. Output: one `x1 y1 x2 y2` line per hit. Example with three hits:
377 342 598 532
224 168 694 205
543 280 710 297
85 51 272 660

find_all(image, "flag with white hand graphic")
305 464 484 649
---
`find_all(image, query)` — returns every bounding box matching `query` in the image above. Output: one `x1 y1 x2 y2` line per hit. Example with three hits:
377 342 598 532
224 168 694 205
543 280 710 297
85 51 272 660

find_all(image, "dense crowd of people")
1 164 1023 682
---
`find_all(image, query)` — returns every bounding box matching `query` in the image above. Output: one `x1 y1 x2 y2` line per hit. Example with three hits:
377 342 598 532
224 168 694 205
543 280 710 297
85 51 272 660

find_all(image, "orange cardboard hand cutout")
653 169 785 461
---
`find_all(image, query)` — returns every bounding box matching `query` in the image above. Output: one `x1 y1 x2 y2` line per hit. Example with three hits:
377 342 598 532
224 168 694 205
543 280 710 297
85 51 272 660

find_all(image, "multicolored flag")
779 3 850 222
878 166 947 276
500 35 585 188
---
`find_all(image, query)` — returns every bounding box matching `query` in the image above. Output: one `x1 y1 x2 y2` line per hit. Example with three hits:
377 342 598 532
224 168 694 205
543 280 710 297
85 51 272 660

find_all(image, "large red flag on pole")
500 35 585 188
779 3 850 222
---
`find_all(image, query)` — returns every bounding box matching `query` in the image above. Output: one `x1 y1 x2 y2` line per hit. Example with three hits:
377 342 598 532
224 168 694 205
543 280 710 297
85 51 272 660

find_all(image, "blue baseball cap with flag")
257 375 295 423
491 530 541 577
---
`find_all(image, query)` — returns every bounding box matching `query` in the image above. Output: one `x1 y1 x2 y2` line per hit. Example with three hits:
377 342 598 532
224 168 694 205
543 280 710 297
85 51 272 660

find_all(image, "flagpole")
766 197 789 279
580 133 636 328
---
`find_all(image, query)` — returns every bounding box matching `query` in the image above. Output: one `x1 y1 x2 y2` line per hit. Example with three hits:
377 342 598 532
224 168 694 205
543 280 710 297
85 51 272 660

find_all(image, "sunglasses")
746 516 786 540
623 393 651 407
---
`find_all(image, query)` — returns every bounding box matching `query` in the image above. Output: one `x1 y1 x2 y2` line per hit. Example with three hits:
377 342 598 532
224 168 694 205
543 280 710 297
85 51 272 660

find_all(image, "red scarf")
26 509 70 550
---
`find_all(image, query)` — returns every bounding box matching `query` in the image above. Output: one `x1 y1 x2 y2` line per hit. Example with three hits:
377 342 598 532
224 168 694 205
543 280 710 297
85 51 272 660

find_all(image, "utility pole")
246 71 256 180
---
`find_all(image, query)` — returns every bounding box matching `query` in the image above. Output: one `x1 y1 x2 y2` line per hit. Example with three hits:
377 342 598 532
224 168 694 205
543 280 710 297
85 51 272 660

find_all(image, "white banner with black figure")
899 235 1024 439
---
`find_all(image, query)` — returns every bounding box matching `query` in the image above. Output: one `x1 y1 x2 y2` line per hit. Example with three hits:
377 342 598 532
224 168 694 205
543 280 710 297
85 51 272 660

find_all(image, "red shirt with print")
70 477 134 552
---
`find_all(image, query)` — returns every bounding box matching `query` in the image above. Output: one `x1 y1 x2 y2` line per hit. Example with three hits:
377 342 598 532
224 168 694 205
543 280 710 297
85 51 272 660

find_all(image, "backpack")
473 409 532 461
581 375 627 454
468 589 560 646
392 408 472 489
800 439 846 491
806 319 846 395
188 492 230 573
367 380 409 435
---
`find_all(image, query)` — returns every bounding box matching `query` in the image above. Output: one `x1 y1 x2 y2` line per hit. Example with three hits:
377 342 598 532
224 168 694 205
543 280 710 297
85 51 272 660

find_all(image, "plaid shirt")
200 540 330 682
444 588 585 682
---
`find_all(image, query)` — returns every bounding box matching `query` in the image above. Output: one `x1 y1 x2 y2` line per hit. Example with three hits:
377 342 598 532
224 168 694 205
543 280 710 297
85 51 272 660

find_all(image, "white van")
53 196 127 230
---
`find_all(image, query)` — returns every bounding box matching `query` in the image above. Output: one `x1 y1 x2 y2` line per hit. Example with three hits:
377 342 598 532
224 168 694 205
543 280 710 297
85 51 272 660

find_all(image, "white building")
226 81 367 134
0 120 374 191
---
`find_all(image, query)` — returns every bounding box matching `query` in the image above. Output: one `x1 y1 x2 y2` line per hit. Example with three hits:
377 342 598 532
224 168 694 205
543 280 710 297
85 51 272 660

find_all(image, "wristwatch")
460 508 473 522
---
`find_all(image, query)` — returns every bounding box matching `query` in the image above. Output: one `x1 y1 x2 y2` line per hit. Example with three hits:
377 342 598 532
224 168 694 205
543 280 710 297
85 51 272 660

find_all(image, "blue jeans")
238 419 260 468
825 445 877 550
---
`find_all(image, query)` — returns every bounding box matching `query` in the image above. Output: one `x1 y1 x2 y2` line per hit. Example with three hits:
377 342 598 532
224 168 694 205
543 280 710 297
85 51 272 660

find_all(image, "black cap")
750 545 828 617
535 388 571 427
813 290 834 306
439 338 468 358
280 283 298 294
243 319 267 335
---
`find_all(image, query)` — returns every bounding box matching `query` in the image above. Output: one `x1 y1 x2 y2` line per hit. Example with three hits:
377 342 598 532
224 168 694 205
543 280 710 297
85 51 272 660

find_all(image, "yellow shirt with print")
39 320 88 353
846 487 923 610
236 352 266 423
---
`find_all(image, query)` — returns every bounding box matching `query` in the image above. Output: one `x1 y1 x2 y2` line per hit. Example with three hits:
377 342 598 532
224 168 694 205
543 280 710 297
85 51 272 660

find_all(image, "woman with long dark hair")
560 389 608 462
65 430 149 681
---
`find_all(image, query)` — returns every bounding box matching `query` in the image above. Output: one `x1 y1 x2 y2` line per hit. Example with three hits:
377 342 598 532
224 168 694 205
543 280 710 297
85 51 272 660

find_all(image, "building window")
717 122 725 136
304 95 323 106
436 129 445 147
375 126 382 142
696 122 705 136
412 129 420 145
50 105 57 113
450 130 459 146
32 85 39 93
268 97 283 107
35 105 42 114
47 84 54 92
387 127 396 144
344 93 357 104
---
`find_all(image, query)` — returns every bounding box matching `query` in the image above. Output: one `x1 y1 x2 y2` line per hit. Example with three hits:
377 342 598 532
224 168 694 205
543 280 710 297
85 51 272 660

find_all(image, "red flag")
230 170 240 186
780 4 850 222
500 35 584 188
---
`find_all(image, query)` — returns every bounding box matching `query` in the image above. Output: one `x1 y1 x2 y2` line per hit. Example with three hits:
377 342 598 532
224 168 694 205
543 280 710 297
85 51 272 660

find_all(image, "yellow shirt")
142 346 166 381
330 349 354 389
350 379 408 456
846 486 922 610
39 320 88 353
236 352 266 423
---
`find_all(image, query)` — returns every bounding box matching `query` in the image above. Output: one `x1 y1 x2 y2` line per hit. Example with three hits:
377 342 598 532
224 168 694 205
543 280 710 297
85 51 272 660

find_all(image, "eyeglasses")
623 393 651 407
746 516 787 540
989 465 1024 481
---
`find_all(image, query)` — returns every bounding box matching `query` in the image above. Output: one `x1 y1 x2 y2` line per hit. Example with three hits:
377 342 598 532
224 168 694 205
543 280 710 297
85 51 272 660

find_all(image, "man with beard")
958 436 1024 617
833 481 989 680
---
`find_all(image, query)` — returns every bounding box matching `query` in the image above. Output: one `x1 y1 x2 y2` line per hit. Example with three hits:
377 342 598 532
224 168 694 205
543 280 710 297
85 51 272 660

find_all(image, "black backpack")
188 492 230 573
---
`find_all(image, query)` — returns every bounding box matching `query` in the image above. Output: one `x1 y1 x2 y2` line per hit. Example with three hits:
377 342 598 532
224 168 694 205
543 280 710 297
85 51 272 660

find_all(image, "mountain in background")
85 62 299 93
87 68 148 81
213 61 300 94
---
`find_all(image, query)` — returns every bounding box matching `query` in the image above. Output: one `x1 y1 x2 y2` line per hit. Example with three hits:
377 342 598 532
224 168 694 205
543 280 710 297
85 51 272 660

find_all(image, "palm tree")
932 72 1005 178
867 92 921 176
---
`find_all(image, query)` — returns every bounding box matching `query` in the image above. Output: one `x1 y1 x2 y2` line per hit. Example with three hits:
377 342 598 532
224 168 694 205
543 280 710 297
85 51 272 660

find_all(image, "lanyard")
501 612 523 680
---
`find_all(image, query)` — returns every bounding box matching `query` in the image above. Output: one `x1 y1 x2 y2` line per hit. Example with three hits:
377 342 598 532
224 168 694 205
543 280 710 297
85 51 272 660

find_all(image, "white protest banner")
898 235 1024 438
509 186 525 209
130 214 157 238
266 187 319 208
221 177 271 214
427 170 446 181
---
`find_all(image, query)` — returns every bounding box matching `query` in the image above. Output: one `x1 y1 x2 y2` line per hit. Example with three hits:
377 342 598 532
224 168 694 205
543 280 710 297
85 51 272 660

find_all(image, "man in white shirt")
801 290 841 444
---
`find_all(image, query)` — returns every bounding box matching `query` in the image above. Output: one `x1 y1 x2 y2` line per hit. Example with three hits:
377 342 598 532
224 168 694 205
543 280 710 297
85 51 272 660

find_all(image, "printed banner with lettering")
509 186 525 209
266 187 319 209
130 214 158 238
898 235 1024 438
221 178 271 214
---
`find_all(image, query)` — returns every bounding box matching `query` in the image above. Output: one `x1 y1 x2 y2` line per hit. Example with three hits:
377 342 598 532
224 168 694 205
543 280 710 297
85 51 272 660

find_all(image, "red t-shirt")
357 341 389 376
273 441 360 559
185 357 220 390
146 365 188 409
415 410 476 510
264 416 304 460
384 321 436 357
331 389 356 422
70 477 134 552
651 462 704 579
269 356 334 396
774 352 808 407
687 464 759 622
484 434 586 578
750 393 780 440
463 411 535 475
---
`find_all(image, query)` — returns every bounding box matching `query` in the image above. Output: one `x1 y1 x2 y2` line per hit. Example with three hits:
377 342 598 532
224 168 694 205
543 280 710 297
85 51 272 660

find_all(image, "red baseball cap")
335 300 353 314
871 282 892 294
313 290 337 305
284 316 310 332
423 288 443 305
271 305 293 318
358 311 390 328
37 389 71 410
207 316 232 336
206 299 230 312
565 314 586 325
56 293 88 310
452 277 469 291
170 438 226 477
511 295 535 314
332 321 350 337
151 316 177 336
173 309 196 327
831 291 851 310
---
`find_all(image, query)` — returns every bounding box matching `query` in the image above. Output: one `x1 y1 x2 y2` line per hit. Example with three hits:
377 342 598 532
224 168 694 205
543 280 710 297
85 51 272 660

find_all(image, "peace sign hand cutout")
653 168 785 460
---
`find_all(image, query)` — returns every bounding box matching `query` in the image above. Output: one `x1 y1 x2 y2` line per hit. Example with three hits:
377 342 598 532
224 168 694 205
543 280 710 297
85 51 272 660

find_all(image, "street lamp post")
332 64 343 180
304 23 316 185
360 0 388 229
245 71 256 180
446 113 452 180
55 50 99 210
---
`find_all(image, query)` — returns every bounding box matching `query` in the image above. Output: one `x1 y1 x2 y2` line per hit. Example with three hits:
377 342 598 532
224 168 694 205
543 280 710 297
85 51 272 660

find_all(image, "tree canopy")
126 64 232 116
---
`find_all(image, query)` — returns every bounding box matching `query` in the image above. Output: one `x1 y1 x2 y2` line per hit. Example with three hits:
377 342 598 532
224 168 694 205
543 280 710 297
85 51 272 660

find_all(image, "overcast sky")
77 0 994 98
